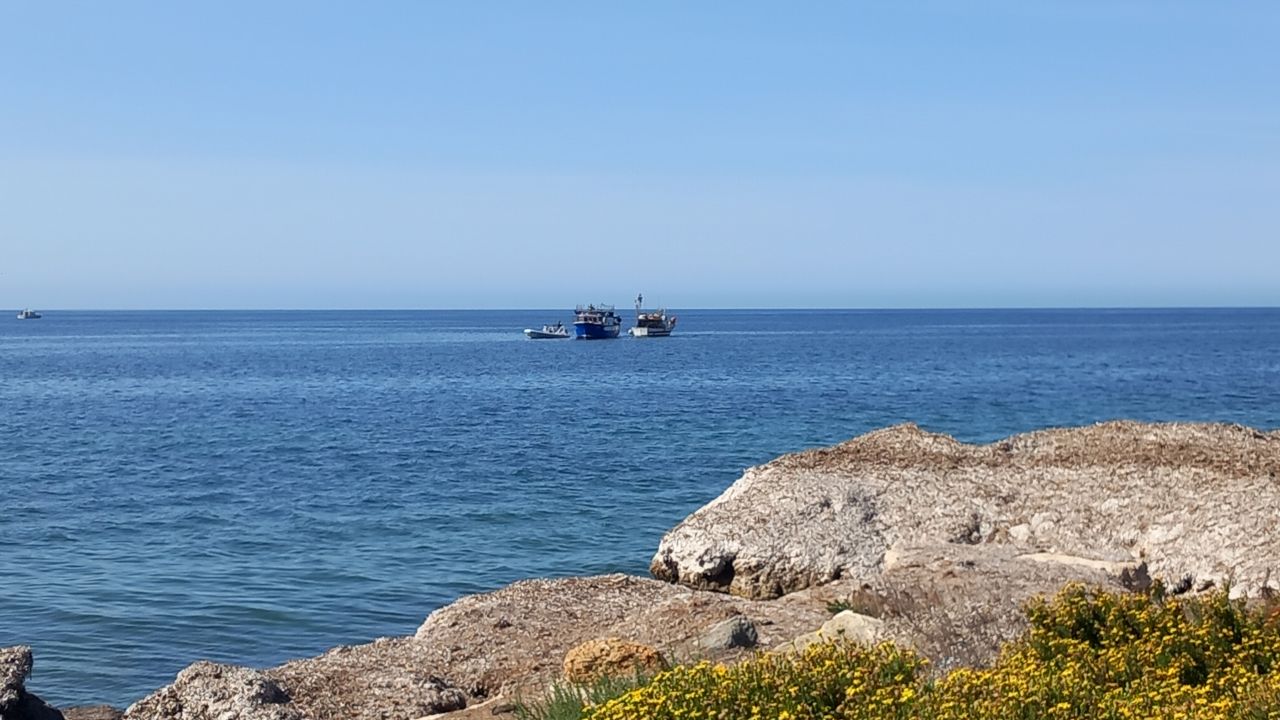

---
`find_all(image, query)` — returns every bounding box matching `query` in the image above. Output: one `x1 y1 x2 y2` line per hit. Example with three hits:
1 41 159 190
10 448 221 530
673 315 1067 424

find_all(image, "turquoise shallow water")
2 308 1279 707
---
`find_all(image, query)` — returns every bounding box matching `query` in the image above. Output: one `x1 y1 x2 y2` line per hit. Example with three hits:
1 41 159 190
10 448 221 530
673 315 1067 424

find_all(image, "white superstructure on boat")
627 294 675 337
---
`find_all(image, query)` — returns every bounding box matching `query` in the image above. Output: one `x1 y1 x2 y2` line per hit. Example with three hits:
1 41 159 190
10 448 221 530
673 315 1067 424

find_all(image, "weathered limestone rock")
651 422 1280 599
269 574 826 720
562 638 665 683
822 611 885 644
404 574 825 698
1 647 33 714
60 708 122 720
122 662 300 720
775 611 886 653
794 541 1153 671
697 615 758 651
270 638 465 720
1 646 63 720
1016 552 1151 589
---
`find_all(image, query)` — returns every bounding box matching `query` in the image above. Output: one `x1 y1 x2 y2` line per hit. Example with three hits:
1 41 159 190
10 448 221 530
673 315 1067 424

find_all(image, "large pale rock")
561 638 664 683
651 422 1280 599
122 662 300 720
775 611 886 653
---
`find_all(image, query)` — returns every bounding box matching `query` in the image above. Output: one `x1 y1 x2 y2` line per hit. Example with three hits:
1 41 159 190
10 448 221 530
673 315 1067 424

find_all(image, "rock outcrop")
263 574 828 719
1 646 62 720
60 708 122 720
38 421 1280 718
775 610 886 653
697 615 758 651
797 541 1147 670
651 422 1280 599
1 647 32 715
122 662 300 720
401 573 826 700
268 639 466 720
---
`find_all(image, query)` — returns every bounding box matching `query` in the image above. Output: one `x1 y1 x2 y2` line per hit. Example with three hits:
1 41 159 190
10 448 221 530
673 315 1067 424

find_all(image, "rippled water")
2 308 1279 706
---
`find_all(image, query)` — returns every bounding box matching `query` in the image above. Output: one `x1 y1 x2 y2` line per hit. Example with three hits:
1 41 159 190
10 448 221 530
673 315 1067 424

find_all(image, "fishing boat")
573 304 622 339
524 322 570 339
16 309 41 320
628 294 676 337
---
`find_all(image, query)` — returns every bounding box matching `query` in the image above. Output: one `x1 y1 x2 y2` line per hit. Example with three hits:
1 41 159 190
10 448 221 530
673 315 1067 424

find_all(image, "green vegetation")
513 672 653 720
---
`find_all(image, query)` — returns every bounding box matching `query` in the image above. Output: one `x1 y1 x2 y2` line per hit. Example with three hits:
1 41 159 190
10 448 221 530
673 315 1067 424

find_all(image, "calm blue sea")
3 309 1279 707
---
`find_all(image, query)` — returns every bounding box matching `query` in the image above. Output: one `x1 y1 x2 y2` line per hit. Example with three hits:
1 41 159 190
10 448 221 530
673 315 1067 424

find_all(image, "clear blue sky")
2 2 1276 309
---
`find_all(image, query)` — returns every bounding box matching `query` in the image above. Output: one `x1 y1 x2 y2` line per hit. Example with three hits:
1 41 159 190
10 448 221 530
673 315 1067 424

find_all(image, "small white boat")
524 322 569 339
16 309 42 320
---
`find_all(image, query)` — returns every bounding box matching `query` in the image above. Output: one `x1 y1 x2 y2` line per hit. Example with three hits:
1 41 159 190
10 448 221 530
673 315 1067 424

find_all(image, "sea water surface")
2 308 1279 707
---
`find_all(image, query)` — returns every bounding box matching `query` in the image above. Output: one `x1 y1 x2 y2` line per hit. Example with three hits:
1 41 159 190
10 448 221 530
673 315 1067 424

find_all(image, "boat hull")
524 328 569 339
630 309 675 337
574 321 621 339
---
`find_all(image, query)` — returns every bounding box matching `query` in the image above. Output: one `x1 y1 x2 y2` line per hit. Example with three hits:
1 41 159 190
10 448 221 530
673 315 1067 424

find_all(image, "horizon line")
12 305 1280 313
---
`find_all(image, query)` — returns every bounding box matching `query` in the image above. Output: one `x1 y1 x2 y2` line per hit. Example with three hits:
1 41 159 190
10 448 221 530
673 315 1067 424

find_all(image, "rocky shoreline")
6 421 1278 720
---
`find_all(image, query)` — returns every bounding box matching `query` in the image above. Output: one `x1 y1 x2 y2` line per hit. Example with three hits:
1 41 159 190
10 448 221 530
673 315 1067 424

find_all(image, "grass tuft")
512 672 653 720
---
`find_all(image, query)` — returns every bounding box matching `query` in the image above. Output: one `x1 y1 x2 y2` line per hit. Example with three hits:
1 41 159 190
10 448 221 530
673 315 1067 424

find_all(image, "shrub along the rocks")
576 584 1280 720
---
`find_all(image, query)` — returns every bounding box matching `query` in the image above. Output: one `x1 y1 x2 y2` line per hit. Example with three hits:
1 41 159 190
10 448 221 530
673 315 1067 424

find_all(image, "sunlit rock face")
652 422 1280 600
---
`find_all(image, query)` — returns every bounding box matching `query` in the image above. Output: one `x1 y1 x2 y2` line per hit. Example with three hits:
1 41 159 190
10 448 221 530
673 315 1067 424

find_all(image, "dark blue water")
2 309 1278 707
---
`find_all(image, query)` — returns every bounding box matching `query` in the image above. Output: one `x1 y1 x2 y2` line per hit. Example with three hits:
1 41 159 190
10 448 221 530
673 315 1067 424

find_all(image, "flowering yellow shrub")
581 584 1280 720
584 641 923 720
930 584 1280 720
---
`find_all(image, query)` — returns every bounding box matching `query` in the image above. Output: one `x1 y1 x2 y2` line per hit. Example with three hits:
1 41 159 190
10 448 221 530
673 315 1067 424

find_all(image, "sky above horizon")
2 2 1277 309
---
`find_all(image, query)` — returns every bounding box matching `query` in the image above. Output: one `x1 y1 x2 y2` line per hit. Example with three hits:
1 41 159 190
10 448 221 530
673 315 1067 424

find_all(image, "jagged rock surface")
1 647 33 715
1 646 63 720
268 574 827 719
122 662 300 720
697 615 758 651
60 708 122 720
651 422 1280 599
269 638 466 720
796 542 1146 670
406 574 826 697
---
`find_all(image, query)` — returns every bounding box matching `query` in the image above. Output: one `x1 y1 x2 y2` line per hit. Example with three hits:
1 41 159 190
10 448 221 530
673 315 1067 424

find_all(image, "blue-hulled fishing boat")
573 304 622 339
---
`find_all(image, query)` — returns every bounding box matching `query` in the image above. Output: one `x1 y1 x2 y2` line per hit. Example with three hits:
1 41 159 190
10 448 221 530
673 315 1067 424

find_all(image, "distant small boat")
524 322 569 339
628 294 676 337
573 304 622 339
16 309 41 320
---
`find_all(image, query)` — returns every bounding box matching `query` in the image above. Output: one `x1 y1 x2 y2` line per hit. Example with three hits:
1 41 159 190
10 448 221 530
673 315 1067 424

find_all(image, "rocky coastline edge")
6 421 1278 720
